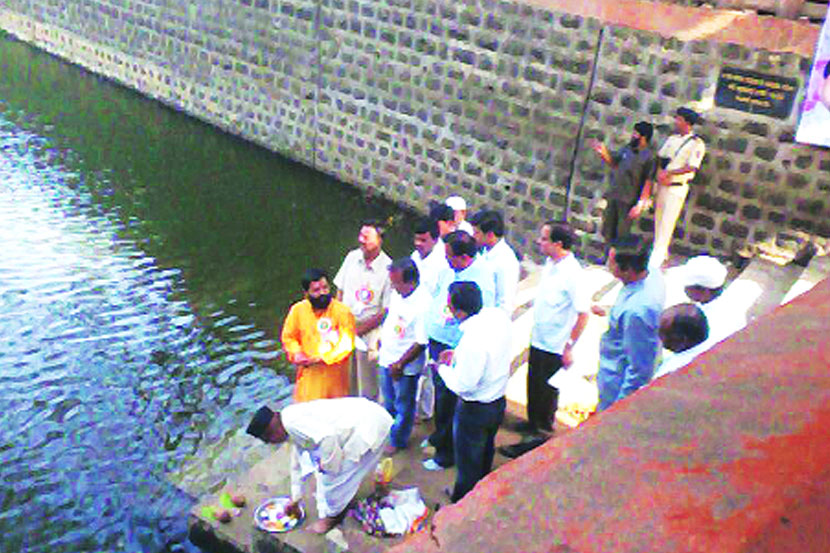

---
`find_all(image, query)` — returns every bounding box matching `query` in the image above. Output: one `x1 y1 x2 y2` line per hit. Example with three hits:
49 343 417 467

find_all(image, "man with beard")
281 269 356 402
334 220 392 400
591 121 656 248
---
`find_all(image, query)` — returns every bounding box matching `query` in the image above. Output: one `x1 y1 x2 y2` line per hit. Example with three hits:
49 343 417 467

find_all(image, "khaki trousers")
650 183 689 269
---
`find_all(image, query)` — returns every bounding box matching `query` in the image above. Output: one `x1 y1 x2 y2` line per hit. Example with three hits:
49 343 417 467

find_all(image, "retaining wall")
2 0 828 255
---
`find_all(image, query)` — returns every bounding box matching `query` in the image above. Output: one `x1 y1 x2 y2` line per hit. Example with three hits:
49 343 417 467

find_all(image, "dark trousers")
601 197 635 245
526 346 563 432
428 339 456 467
451 396 506 502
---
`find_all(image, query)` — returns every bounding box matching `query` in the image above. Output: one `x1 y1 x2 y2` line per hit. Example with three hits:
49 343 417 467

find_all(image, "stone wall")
2 0 829 257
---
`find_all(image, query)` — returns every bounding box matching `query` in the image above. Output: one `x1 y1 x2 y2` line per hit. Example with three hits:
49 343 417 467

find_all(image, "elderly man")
445 195 474 235
597 235 665 410
437 281 511 502
591 121 656 246
334 220 392 400
653 303 709 380
682 255 746 350
378 258 429 454
246 398 392 534
651 107 706 269
281 269 356 402
470 209 521 313
422 231 496 471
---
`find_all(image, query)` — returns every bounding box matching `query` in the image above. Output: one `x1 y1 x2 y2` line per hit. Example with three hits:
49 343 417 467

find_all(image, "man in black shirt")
591 122 656 246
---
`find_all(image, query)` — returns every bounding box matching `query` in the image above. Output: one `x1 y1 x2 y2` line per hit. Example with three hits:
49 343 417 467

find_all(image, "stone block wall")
573 24 830 258
2 0 830 258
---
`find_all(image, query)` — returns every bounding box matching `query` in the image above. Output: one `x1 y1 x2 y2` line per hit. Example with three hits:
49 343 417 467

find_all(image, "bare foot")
308 516 340 534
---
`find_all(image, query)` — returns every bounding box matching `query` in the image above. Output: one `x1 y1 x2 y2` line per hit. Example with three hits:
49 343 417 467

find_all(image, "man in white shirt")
334 220 392 400
651 107 707 269
246 398 393 534
681 255 746 351
378 258 429 454
445 195 474 235
509 222 590 444
410 216 448 421
470 209 521 313
437 281 512 502
653 303 709 380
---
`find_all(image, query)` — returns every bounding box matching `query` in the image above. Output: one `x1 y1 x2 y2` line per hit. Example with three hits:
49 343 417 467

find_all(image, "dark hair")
634 121 654 143
676 107 701 126
429 203 455 223
445 230 478 257
610 235 651 273
389 257 420 286
301 268 328 291
449 281 483 316
824 61 830 79
545 221 576 250
361 218 385 238
661 303 709 349
414 216 439 240
470 209 505 237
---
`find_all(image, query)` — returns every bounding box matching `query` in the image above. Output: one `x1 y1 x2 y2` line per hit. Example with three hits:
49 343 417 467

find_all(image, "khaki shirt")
334 248 392 329
658 132 706 185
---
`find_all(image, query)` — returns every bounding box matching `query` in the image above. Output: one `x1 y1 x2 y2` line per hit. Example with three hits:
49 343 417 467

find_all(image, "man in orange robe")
281 269 356 402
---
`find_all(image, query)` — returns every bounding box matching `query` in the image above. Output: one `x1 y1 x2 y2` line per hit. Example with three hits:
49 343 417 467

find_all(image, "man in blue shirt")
597 235 665 410
422 231 496 470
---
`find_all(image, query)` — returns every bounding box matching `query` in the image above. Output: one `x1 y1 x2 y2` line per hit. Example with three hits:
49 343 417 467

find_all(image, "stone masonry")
2 0 829 257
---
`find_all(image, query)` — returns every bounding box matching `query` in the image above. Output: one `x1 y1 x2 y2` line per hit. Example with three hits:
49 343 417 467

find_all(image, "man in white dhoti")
246 397 393 533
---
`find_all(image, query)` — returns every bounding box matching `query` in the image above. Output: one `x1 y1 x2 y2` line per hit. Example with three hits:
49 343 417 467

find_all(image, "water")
0 33 415 552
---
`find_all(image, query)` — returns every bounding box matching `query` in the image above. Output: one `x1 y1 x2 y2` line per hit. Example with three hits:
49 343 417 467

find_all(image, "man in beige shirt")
651 107 706 270
334 220 392 400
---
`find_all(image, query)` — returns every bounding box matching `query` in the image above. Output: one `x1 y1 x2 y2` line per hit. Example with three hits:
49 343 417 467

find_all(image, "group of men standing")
246 106 726 532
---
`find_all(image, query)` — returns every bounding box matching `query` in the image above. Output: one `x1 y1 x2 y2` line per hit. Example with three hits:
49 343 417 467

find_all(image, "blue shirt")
597 270 665 410
425 258 496 347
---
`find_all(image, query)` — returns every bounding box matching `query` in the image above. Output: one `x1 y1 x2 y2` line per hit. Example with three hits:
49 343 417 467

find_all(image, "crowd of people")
244 106 745 534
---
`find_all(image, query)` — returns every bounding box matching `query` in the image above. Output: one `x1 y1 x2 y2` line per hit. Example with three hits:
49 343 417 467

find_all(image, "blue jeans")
427 339 456 467
451 396 506 502
379 368 419 449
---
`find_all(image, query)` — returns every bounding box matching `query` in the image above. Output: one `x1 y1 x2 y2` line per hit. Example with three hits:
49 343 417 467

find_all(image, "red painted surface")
392 278 830 553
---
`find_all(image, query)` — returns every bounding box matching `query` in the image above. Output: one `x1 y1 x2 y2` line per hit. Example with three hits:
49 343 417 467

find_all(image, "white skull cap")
445 196 467 211
683 255 727 289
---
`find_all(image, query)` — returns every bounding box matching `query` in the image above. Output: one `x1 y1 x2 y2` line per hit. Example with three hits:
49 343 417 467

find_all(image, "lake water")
0 32 415 552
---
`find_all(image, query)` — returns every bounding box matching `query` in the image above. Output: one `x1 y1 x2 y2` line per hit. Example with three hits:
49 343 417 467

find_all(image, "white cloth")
283 398 393 509
650 183 689 269
378 488 428 535
481 239 520 314
410 238 449 298
438 307 512 402
530 253 591 355
378 285 429 375
658 132 706 184
334 248 392 327
458 220 474 236
312 445 384 518
652 340 710 380
683 255 727 289
698 295 746 350
796 102 830 148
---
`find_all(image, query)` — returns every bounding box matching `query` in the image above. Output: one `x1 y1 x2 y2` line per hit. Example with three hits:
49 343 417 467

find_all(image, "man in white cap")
682 255 746 350
246 398 393 534
445 196 474 235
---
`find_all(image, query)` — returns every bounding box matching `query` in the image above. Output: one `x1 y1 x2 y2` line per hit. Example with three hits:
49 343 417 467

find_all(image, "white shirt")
481 239 520 314
698 294 746 351
282 398 393 500
796 103 830 148
458 220 474 236
410 238 449 298
531 253 591 354
652 341 710 380
378 285 429 375
658 132 706 185
334 248 392 327
438 307 512 402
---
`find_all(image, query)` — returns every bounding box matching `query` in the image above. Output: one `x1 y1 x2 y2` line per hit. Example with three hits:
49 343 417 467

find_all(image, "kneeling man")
246 397 393 533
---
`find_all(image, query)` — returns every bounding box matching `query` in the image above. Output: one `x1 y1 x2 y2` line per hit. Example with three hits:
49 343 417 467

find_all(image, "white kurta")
282 397 393 517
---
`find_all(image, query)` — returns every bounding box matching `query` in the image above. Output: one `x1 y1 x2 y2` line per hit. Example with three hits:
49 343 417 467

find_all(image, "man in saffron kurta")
282 269 355 403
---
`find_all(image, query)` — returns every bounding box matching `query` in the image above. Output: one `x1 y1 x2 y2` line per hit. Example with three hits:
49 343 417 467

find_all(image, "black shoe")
498 437 549 459
509 420 538 434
